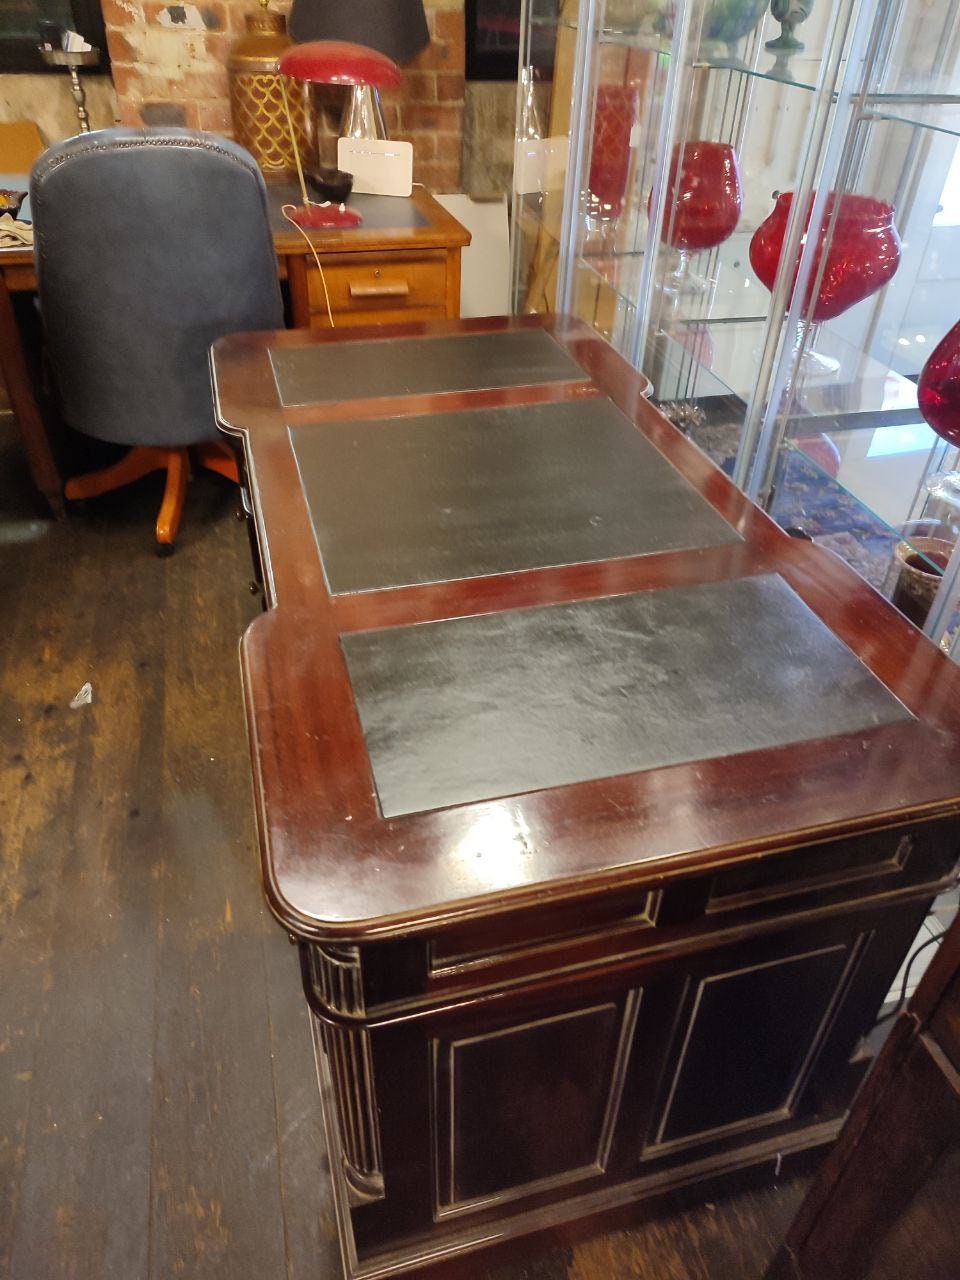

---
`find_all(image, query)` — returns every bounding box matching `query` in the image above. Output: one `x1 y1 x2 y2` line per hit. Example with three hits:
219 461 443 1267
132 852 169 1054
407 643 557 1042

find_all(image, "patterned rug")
683 417 904 595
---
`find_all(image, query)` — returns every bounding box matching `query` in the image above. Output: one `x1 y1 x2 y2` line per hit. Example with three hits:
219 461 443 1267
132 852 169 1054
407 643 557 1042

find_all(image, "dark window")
465 0 557 81
0 0 109 73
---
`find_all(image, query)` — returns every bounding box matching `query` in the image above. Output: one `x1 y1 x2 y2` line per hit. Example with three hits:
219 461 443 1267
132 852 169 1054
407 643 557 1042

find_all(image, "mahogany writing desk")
211 315 960 1279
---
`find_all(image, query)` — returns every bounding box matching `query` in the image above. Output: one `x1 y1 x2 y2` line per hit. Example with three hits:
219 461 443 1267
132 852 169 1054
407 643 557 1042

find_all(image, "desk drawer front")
3 265 36 291
423 823 956 1004
307 251 447 325
301 823 959 1018
705 821 960 919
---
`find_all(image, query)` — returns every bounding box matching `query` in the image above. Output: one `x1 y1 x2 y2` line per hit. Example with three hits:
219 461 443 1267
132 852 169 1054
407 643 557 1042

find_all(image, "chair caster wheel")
155 541 176 557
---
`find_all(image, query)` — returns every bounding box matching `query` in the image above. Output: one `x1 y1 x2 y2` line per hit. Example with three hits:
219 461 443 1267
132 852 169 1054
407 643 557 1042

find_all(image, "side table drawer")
307 251 448 328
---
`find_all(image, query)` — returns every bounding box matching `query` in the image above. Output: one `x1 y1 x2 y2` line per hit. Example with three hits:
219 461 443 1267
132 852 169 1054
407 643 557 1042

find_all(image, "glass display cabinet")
509 0 960 654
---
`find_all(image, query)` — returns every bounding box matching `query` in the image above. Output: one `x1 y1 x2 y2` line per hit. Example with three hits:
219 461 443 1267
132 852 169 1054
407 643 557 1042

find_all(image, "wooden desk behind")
0 183 469 514
212 314 960 1279
269 183 468 330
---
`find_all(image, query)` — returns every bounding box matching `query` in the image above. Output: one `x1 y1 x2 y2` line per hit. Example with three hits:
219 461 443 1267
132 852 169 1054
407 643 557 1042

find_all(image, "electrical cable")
281 204 335 329
875 925 950 1025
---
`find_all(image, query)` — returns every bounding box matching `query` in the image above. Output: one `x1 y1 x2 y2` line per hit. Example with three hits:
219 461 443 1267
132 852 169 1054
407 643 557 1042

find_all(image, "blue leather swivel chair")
31 128 284 551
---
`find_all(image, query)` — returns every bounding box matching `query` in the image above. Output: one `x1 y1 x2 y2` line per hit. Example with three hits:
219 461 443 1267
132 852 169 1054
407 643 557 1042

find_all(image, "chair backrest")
31 128 284 447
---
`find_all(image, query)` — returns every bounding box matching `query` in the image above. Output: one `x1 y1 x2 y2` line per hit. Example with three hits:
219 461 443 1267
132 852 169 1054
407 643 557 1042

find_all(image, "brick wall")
102 0 464 189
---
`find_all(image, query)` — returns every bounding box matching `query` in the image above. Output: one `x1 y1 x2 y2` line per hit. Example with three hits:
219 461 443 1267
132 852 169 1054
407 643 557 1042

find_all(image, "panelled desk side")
212 314 960 1279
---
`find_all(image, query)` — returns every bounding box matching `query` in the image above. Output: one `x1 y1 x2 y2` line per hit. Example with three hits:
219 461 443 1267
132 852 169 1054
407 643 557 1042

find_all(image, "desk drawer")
300 822 960 1018
3 265 36 290
703 820 960 919
307 251 447 327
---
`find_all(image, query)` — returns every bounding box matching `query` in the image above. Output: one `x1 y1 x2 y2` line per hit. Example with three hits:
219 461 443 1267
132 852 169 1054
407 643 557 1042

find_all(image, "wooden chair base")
64 442 239 549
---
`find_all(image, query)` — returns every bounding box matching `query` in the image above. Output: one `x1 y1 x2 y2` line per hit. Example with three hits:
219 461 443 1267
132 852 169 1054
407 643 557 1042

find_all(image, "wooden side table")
268 182 470 330
0 253 63 515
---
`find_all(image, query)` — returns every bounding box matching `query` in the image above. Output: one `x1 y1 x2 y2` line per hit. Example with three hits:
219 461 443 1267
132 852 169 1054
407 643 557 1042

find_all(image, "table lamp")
287 0 429 143
278 41 401 226
289 0 429 63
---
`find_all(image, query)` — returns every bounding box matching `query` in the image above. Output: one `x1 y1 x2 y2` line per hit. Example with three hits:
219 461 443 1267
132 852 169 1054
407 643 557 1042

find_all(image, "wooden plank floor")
1 419 956 1280
0 430 339 1280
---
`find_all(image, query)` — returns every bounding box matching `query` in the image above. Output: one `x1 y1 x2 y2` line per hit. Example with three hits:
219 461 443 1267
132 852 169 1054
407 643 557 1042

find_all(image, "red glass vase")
749 191 901 323
651 141 743 251
587 84 640 220
918 319 960 449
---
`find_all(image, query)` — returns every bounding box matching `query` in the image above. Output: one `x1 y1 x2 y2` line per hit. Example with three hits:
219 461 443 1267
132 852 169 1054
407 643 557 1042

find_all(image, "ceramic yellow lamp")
228 0 312 177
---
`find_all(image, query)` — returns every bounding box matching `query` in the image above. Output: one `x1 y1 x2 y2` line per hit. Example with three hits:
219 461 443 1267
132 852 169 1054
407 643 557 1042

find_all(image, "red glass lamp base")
287 203 363 229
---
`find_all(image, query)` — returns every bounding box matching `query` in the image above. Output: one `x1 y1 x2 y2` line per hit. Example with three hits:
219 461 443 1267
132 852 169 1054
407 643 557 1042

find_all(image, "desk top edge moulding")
214 315 960 1280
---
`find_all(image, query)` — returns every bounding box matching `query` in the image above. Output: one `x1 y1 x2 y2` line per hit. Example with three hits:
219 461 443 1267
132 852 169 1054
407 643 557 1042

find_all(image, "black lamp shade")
288 0 431 65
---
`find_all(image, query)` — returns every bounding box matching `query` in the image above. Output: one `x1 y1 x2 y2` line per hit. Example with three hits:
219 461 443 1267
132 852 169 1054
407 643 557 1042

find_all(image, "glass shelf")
662 357 957 597
644 329 741 403
526 7 848 85
528 14 960 134
576 232 772 325
530 14 839 93
872 66 960 101
863 102 960 140
862 67 960 141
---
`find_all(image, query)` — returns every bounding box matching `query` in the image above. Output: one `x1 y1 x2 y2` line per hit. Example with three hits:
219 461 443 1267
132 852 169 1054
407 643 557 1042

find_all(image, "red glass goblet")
917 319 960 508
587 84 640 222
650 141 743 293
750 190 901 375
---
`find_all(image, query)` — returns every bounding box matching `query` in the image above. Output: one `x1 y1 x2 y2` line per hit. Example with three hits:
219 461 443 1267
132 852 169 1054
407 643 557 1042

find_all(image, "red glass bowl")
650 141 743 251
278 41 402 87
749 191 901 323
918 318 960 449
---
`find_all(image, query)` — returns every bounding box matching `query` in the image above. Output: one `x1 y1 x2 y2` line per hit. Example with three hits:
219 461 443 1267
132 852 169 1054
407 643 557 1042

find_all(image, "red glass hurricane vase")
749 191 901 323
587 84 640 221
918 320 960 450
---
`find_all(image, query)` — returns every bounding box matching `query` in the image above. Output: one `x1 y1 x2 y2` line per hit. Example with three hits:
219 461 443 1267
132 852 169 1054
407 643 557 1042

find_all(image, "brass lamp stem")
280 76 310 207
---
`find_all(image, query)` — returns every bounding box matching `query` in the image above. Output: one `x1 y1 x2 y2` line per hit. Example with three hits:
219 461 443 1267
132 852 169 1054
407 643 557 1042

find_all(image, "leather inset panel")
272 328 587 406
341 575 912 818
292 396 740 592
